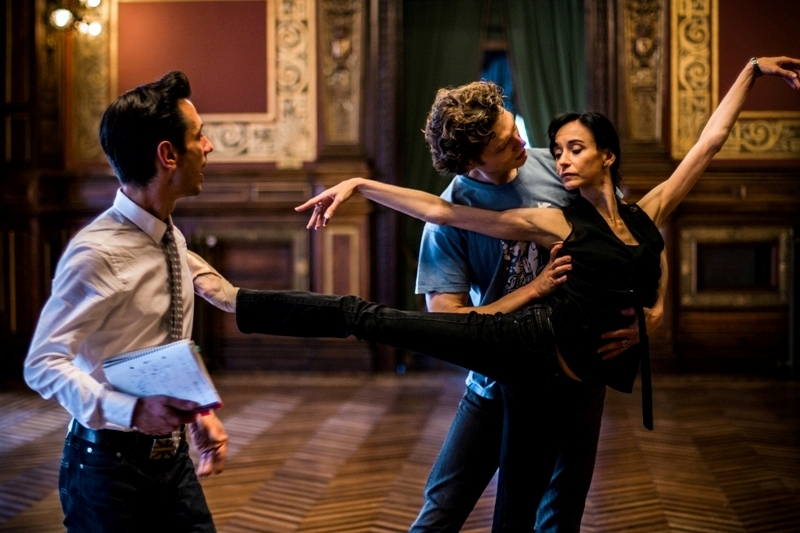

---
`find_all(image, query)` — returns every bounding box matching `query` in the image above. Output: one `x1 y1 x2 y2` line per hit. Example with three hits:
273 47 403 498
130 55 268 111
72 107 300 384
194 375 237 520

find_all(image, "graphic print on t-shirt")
501 240 546 294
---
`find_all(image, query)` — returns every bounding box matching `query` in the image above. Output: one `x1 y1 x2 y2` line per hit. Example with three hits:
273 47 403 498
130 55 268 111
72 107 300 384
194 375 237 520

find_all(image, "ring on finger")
622 339 629 348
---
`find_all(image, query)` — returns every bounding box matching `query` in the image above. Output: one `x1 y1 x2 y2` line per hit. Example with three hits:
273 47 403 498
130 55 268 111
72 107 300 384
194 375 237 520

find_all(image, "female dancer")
196 56 800 531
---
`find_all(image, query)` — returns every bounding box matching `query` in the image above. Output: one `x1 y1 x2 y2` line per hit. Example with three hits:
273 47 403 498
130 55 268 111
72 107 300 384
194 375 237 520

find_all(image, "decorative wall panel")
321 225 361 295
199 0 318 166
679 226 791 307
670 0 800 159
69 0 317 167
670 0 713 159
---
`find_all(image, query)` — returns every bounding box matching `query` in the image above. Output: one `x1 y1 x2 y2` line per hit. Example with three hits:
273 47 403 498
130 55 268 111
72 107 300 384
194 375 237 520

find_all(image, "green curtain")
506 0 586 148
400 0 483 310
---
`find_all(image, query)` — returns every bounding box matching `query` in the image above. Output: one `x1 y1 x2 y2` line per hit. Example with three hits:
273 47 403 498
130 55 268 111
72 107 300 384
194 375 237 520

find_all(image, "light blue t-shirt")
415 148 576 399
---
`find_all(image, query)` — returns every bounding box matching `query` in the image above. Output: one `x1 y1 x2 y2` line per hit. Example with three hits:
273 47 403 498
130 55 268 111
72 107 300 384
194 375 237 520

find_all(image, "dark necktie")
162 225 183 341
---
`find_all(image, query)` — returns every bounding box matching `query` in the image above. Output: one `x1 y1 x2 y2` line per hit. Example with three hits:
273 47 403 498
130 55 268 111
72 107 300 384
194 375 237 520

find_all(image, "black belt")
69 422 186 460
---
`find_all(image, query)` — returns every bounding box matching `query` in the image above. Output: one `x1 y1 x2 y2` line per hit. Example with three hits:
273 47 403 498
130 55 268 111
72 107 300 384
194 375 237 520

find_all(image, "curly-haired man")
411 81 657 533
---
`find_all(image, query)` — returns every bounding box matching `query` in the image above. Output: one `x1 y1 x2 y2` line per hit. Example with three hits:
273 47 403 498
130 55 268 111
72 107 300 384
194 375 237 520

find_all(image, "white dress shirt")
24 190 195 430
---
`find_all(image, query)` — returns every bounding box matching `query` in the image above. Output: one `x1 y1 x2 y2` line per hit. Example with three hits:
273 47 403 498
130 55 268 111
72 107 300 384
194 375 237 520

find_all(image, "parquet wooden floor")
0 373 798 532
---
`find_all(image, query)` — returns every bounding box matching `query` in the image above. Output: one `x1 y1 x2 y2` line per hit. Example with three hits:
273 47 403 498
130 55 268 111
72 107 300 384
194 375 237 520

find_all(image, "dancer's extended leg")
235 289 558 384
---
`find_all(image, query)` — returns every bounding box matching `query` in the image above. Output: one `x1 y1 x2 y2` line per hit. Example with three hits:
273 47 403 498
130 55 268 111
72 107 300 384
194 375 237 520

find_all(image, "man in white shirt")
25 71 227 532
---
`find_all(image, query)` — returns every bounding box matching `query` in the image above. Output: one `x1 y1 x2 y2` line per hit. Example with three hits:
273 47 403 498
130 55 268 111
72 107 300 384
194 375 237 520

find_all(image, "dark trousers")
236 290 574 531
59 432 215 533
410 389 504 533
410 383 605 533
236 290 558 386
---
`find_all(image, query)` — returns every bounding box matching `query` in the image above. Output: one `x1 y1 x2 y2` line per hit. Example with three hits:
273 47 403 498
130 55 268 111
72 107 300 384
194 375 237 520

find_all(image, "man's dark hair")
99 70 192 188
424 81 506 176
547 112 622 187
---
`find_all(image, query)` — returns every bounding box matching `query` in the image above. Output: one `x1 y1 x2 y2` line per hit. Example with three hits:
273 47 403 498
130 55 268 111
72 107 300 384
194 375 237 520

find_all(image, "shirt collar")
113 189 173 244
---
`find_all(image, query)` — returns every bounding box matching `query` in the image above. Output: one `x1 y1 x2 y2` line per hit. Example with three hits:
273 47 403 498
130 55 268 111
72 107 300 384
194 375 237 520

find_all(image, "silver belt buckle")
148 429 182 459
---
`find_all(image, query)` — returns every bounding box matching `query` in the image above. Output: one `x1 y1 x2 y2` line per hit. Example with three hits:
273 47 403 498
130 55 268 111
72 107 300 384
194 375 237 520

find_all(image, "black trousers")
236 289 564 532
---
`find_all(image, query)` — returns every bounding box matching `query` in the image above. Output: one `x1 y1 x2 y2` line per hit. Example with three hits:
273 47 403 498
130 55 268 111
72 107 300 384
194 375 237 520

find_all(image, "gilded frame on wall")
70 0 317 167
670 0 800 160
679 226 792 308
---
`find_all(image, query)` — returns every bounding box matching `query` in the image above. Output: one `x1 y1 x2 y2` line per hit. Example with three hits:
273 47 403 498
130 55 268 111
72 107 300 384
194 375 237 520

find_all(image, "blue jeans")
236 290 594 531
410 389 503 533
410 380 604 533
59 433 215 532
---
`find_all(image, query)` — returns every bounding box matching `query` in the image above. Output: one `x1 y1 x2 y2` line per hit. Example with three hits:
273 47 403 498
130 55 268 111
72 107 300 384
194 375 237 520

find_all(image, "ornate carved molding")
670 0 800 159
718 113 800 158
622 0 664 142
71 0 318 167
670 0 713 158
201 0 318 166
319 0 363 147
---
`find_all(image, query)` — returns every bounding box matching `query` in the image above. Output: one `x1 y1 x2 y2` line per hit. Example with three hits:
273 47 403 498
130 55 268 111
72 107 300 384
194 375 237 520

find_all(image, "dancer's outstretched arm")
639 56 800 227
297 179 571 248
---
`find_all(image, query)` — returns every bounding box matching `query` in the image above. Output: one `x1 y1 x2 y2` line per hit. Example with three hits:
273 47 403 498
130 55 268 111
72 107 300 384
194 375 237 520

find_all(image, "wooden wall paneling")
671 204 798 373
186 222 318 371
363 0 402 371
792 230 798 376
676 310 789 372
585 0 618 119
4 0 32 166
3 224 35 375
317 218 369 297
174 168 373 372
35 0 65 168
678 225 791 308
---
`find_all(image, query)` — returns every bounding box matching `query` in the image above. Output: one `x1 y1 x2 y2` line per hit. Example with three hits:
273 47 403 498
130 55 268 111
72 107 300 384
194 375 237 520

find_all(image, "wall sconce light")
49 0 103 35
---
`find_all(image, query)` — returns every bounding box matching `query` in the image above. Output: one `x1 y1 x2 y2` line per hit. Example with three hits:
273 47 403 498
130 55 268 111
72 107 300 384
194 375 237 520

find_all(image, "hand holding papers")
103 340 222 412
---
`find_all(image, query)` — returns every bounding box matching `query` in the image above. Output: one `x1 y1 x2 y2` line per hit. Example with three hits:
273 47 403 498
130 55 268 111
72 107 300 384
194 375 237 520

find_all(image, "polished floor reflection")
0 373 798 532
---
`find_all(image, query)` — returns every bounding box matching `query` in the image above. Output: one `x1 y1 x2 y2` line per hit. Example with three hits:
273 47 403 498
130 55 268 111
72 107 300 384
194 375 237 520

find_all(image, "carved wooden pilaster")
670 0 713 158
319 0 364 152
585 0 618 121
622 0 665 142
364 0 401 369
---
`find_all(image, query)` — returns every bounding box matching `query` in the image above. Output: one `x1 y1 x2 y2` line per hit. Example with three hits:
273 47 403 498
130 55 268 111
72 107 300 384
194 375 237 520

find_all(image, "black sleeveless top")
547 195 664 398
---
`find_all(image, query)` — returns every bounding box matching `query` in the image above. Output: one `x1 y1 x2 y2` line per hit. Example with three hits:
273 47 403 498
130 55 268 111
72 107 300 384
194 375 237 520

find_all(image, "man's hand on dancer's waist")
524 242 571 301
597 308 639 361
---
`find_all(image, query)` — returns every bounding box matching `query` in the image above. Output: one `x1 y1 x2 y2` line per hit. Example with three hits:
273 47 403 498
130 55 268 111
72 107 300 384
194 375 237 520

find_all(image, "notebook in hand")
102 340 222 412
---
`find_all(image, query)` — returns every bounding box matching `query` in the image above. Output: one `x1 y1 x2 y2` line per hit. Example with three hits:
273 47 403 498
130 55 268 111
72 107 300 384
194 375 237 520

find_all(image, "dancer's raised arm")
297 177 571 247
639 56 800 227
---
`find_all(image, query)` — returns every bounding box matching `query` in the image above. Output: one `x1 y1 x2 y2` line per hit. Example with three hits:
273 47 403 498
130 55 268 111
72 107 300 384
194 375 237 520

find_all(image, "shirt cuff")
101 389 139 429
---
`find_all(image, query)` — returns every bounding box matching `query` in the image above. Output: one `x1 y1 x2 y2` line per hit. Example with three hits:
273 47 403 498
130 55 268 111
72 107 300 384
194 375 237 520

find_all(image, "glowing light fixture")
76 20 101 36
49 1 103 35
50 8 75 29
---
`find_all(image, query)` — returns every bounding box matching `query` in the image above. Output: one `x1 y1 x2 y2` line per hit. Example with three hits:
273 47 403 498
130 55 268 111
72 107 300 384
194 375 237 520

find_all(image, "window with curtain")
479 0 530 146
